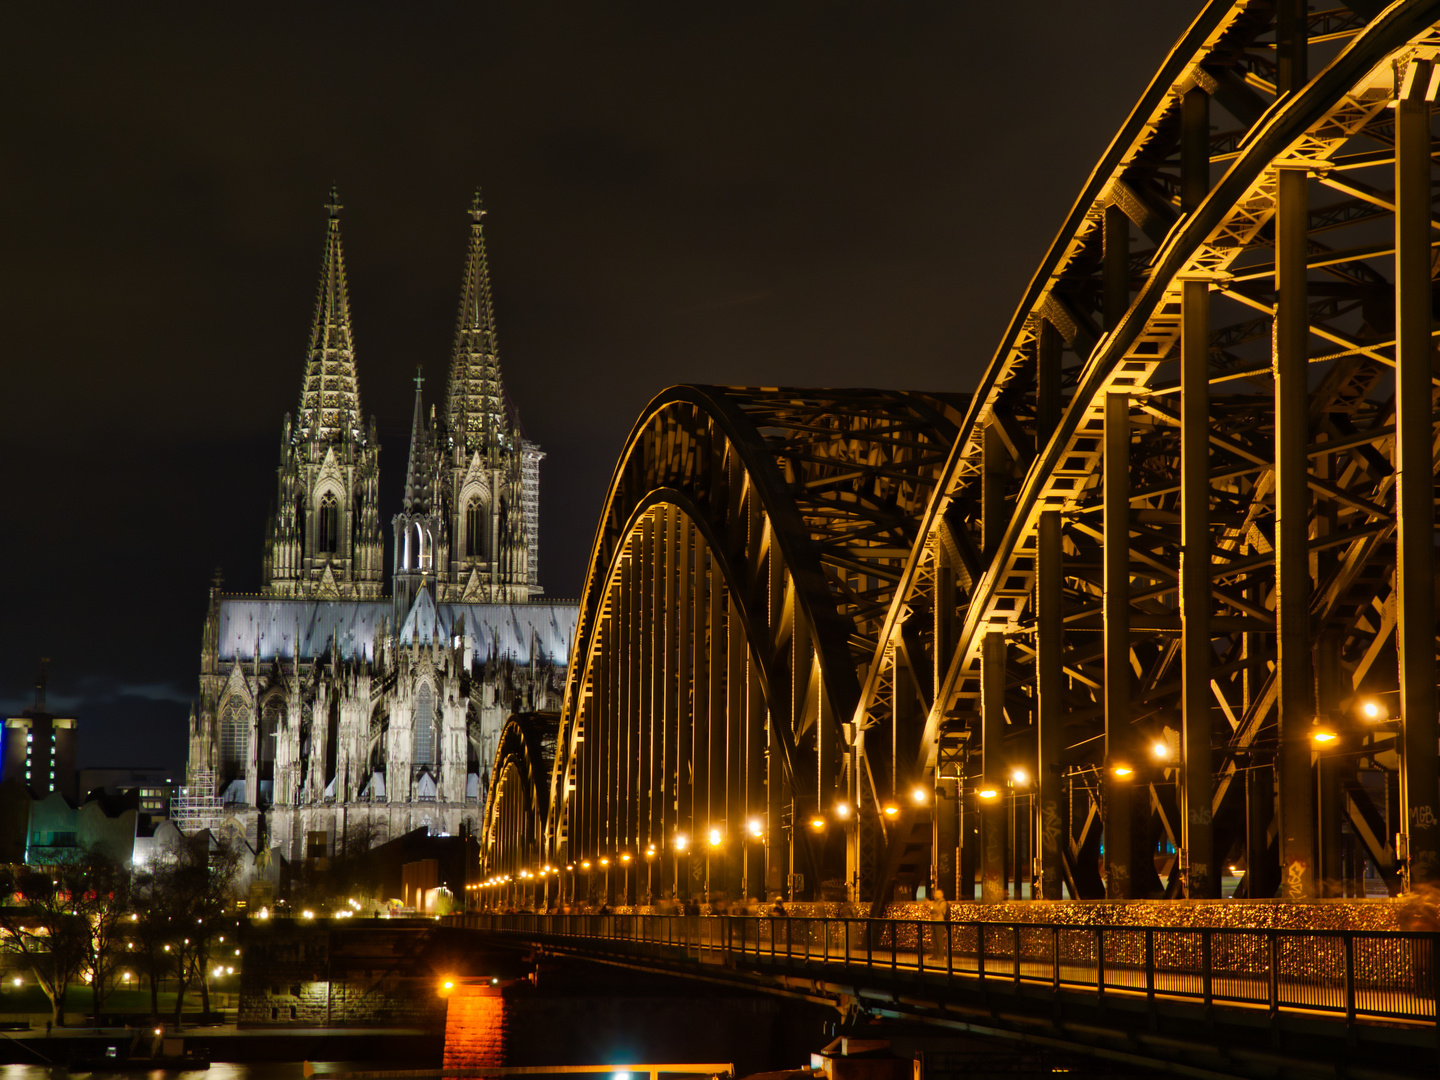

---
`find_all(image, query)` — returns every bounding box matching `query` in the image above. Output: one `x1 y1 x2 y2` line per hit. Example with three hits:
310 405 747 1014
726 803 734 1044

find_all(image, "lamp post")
644 845 656 904
620 853 633 906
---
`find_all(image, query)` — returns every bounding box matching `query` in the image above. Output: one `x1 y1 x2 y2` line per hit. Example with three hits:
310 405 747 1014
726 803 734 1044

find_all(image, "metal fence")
452 912 1440 1028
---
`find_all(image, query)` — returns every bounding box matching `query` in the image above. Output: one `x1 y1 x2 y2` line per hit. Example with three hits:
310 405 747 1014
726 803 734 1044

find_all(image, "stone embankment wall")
238 919 448 1027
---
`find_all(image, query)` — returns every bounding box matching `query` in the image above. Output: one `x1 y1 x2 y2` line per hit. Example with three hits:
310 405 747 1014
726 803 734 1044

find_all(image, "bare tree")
0 861 91 1025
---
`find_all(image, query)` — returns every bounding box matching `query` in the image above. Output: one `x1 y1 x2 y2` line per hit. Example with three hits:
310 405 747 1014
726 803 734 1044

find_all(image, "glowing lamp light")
10 978 20 987
882 803 899 817
674 835 689 852
977 788 999 800
620 853 632 864
747 818 763 837
440 979 456 994
1151 741 1170 760
582 860 592 870
809 817 826 831
1362 699 1382 720
1312 730 1338 744
834 802 851 819
1010 768 1029 785
301 909 315 919
910 786 928 805
708 828 723 848
600 858 610 867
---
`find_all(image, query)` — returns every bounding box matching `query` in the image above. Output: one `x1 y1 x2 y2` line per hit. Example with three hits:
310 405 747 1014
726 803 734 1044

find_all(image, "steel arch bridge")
482 0 1440 910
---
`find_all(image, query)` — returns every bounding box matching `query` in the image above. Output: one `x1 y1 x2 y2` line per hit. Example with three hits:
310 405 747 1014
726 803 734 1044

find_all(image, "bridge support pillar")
1180 276 1215 898
1104 391 1135 899
1274 163 1316 900
981 630 1008 902
1394 63 1440 889
1036 510 1064 900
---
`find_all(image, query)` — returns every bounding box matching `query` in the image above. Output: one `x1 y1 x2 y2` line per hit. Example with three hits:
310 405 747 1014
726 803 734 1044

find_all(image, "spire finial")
326 185 343 219
468 187 485 223
414 365 425 392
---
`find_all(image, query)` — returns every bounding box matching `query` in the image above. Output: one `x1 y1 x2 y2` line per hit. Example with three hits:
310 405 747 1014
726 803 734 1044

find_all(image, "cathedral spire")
402 367 433 515
296 186 363 444
446 188 507 453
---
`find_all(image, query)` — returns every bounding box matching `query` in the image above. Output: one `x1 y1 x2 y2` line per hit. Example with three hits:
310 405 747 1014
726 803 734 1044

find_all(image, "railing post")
1145 928 1155 1001
977 924 986 982
1343 932 1356 1024
1013 925 1021 986
1267 930 1280 1019
1052 925 1060 993
1201 928 1212 1008
823 918 830 964
1095 928 1105 995
865 918 872 969
891 919 898 976
947 922 954 982
918 921 925 975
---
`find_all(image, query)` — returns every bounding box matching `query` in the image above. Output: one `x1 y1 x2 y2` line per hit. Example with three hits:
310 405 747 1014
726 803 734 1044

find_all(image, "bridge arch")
856 0 1440 905
480 712 558 901
544 386 962 904
480 1 1440 910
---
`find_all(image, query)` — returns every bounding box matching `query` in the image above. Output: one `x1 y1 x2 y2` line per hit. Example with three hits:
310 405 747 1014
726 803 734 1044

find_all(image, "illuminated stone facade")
188 192 576 863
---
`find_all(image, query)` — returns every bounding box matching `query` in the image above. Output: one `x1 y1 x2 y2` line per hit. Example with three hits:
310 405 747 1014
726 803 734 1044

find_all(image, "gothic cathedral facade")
188 192 577 865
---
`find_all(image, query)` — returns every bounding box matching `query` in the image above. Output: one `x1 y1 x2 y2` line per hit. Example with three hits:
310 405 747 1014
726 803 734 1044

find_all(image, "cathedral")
186 191 577 865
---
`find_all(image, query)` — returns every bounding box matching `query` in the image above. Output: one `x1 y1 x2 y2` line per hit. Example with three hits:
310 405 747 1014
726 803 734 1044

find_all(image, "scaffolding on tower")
171 767 223 834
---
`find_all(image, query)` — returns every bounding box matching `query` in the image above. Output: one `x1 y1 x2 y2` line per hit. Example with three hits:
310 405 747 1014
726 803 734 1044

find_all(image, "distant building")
1 667 77 803
79 767 175 817
186 191 577 866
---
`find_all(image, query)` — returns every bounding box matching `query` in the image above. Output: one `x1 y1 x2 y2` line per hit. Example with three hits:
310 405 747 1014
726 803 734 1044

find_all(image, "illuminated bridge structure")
482 0 1440 920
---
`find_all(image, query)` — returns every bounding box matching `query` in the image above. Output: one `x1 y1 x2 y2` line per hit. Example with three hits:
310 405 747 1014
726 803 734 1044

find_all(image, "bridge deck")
454 913 1440 1080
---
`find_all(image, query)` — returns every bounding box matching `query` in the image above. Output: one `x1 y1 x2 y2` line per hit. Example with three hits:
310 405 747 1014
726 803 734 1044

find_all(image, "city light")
882 803 899 816
1361 699 1383 720
977 788 998 800
301 909 315 919
747 818 763 837
910 786 927 805
1151 741 1170 760
809 817 826 830
620 853 632 864
582 860 592 870
834 801 851 819
1111 765 1134 779
708 828 723 848
1010 768 1029 785
600 858 610 867
674 834 689 852
1312 730 1338 744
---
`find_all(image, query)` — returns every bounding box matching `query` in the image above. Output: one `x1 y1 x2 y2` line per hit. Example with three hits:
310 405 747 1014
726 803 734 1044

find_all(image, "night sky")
0 2 1198 776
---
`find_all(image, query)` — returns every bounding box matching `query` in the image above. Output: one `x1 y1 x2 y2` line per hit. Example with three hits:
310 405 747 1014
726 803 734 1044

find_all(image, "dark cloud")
0 1 1200 774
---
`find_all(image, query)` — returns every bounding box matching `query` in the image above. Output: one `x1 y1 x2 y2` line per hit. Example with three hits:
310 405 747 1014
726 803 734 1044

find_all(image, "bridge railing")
452 912 1440 1028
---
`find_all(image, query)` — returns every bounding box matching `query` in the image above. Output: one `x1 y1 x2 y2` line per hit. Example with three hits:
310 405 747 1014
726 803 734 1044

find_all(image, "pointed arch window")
465 499 485 558
413 522 432 571
221 702 249 778
318 494 339 554
413 683 436 768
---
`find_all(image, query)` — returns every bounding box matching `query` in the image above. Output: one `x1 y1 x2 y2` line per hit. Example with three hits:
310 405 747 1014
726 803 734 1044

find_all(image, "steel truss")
486 0 1440 909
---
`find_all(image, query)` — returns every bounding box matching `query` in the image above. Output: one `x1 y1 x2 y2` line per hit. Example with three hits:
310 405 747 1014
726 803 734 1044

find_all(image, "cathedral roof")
446 189 510 453
214 597 576 664
296 187 364 445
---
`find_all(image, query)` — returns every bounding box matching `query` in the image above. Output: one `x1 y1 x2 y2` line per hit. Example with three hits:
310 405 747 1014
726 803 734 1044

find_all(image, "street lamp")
910 786 928 806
